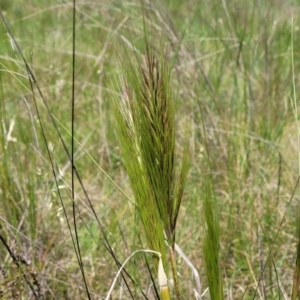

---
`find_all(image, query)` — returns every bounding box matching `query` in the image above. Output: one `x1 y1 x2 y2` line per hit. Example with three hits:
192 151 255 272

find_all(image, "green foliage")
1 0 300 299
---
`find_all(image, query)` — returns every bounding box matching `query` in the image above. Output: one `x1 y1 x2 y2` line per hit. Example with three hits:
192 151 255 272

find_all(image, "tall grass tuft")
113 36 189 298
202 173 223 300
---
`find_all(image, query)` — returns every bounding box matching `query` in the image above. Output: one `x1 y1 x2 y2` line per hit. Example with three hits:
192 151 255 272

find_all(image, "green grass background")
0 0 300 299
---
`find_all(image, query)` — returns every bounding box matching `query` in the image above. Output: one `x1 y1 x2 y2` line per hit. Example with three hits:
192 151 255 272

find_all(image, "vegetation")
0 0 300 299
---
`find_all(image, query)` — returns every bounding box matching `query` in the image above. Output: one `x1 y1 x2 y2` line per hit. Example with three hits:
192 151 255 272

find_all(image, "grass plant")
0 0 300 299
112 29 189 298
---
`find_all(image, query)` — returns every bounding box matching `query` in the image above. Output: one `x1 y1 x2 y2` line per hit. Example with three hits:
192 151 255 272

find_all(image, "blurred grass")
0 0 300 299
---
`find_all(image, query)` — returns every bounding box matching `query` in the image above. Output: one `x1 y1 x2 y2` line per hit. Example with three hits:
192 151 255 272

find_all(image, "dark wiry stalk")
0 234 39 299
71 1 91 299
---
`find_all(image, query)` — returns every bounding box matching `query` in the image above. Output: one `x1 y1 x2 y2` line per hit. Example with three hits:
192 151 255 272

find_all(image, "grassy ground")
1 0 300 299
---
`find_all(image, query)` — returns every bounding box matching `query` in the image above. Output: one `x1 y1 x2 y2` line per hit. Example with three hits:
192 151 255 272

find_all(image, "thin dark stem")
71 1 91 299
0 234 39 300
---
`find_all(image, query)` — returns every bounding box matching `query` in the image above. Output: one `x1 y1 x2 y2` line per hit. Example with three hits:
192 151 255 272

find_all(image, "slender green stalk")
169 247 180 299
291 15 300 300
202 174 223 300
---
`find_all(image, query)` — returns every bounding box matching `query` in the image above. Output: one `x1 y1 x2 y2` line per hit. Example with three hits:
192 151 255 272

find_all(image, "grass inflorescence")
113 30 190 297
